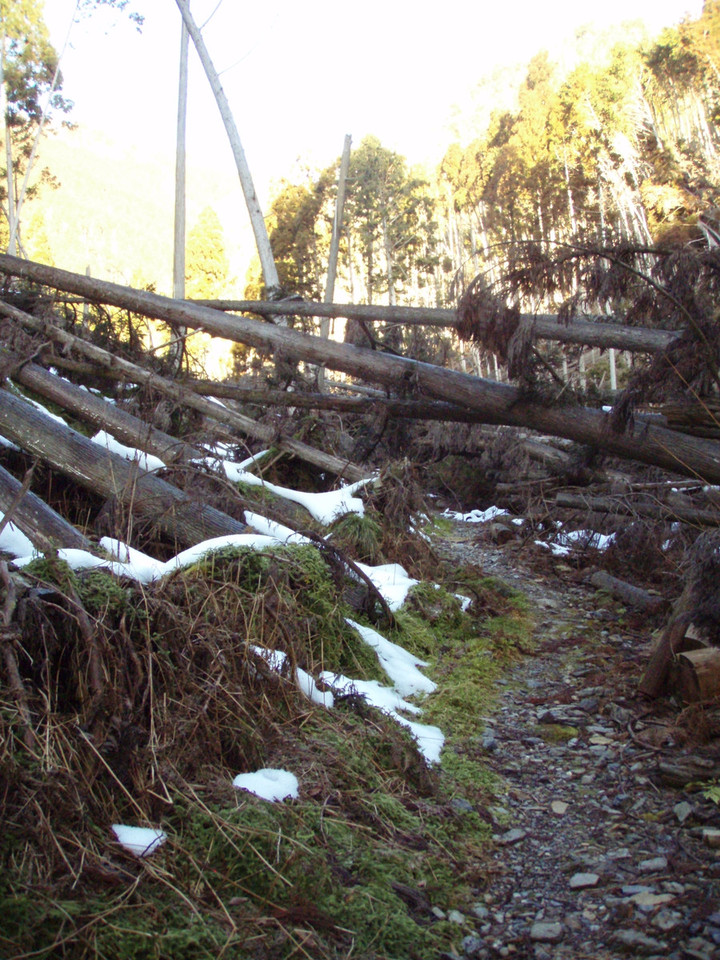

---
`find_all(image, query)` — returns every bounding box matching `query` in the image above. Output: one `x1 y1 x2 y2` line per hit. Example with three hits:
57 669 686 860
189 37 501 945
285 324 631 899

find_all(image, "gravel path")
437 522 720 960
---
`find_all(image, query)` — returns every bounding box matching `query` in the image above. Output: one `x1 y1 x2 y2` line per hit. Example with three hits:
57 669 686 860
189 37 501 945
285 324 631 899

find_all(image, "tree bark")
318 133 352 391
638 615 693 698
12 361 204 464
673 648 720 703
0 256 717 484
0 389 249 549
556 491 720 527
0 462 92 552
169 16 189 371
590 570 669 614
192 298 679 353
0 296 367 482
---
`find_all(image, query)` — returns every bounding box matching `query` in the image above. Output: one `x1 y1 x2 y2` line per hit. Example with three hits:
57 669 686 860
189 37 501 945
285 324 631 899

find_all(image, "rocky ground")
436 521 720 960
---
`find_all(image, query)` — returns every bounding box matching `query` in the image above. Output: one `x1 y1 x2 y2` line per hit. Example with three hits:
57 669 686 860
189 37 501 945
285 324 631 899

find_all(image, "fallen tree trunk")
192 299 679 353
556 491 720 527
0 296 367 482
0 389 249 548
14 361 205 464
590 570 669 614
0 256 718 483
0 462 93 552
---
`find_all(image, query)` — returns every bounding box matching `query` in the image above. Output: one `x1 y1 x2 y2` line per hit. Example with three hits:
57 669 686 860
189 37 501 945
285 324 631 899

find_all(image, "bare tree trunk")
0 389 249 548
173 0 282 301
169 16 189 371
0 25 17 256
190 297 678 353
0 463 93 552
1 255 719 484
0 296 368 482
13 360 204 464
318 133 352 391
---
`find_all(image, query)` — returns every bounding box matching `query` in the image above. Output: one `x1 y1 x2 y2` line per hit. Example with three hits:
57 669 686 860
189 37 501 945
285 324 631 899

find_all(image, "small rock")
551 800 569 815
638 856 667 873
674 800 693 823
578 696 599 712
481 731 498 752
652 909 683 931
471 903 490 921
448 909 466 924
569 872 599 889
611 929 668 954
605 848 631 861
529 921 565 943
686 936 717 959
629 891 675 911
497 828 527 846
461 935 484 958
431 906 446 919
452 797 475 814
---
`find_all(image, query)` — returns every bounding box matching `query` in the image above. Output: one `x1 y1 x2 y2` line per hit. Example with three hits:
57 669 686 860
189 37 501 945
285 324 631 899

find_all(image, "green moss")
329 511 383 564
3 525 538 960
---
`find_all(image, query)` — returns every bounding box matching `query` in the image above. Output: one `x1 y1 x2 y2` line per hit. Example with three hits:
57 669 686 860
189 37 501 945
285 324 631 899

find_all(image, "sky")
43 0 705 206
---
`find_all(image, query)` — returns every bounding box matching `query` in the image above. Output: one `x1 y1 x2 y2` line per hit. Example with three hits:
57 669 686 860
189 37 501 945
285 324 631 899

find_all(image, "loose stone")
611 929 668 954
529 921 564 943
569 872 599 889
497 828 527 846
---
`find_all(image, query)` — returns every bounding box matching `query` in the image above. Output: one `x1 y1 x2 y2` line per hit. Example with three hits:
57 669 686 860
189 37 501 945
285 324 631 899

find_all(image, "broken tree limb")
0 389 249 548
639 615 693 698
672 648 720 703
0 462 93 552
0 297 367 482
0 256 718 484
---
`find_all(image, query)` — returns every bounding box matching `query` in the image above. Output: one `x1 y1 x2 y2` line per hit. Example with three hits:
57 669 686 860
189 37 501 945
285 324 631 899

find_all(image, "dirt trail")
437 520 720 960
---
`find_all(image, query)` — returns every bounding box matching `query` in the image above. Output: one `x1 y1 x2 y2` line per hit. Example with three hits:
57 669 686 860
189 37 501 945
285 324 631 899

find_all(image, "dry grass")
1 540 499 960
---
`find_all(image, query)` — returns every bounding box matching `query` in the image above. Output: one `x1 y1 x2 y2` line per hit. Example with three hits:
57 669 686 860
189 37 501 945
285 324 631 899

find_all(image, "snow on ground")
534 528 616 557
222 465 371 524
345 619 436 697
443 506 509 523
355 562 418 611
0 520 35 558
232 769 299 802
1 412 444 839
111 824 166 857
